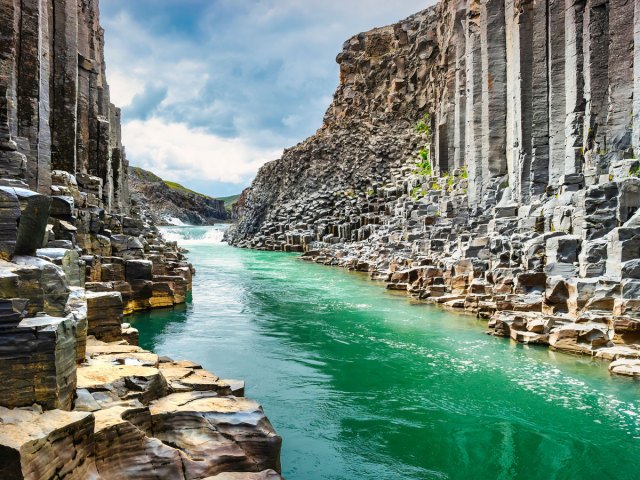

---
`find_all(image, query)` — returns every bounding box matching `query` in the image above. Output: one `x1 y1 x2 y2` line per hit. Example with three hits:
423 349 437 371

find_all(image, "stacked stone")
228 0 640 376
0 182 283 477
0 0 283 477
0 0 129 208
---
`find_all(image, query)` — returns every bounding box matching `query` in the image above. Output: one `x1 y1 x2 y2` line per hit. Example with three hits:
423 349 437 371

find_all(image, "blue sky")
102 0 429 197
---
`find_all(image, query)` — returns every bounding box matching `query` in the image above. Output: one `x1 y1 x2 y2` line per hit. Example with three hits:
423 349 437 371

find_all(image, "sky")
101 0 430 197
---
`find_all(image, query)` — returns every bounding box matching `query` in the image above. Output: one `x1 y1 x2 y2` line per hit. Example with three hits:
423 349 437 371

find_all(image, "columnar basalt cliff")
228 0 640 375
0 1 282 478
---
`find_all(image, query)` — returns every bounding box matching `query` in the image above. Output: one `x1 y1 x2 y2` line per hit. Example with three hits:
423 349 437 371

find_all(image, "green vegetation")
411 186 428 199
414 158 432 176
218 194 241 207
344 189 356 199
413 148 433 176
415 113 431 136
131 166 239 204
130 166 163 183
413 113 434 177
163 180 207 197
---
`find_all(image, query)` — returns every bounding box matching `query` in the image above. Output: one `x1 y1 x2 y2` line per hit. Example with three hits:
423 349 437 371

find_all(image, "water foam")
163 216 188 226
160 225 226 245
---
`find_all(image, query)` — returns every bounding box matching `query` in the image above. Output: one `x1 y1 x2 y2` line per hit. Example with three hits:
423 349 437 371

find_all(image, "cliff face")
227 9 436 241
129 167 229 225
0 0 129 212
229 0 640 371
0 1 282 477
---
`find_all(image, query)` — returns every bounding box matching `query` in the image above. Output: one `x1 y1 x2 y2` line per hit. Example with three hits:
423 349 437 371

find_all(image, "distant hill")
218 194 241 208
129 167 231 225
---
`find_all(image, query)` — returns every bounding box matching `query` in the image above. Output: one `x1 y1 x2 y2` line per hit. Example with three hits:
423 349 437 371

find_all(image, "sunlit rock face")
228 0 640 367
0 338 282 480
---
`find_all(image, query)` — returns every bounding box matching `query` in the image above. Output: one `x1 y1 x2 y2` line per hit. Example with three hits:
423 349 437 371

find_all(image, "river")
129 225 640 480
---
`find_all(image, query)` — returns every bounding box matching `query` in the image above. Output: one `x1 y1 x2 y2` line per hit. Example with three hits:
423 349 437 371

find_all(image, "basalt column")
607 0 634 152
565 0 586 175
437 37 456 175
14 0 52 194
109 104 128 214
583 0 609 171
505 0 534 202
548 0 567 186
453 6 467 172
465 0 484 206
480 0 508 202
634 0 640 153
505 0 551 202
530 0 550 194
0 0 26 180
50 0 78 174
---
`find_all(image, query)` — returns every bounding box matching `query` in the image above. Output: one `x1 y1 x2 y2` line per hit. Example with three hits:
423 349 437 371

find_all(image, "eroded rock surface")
129 166 229 225
227 0 640 377
0 0 281 477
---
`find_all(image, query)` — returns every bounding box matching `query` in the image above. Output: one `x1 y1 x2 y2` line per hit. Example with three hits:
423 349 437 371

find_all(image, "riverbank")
132 226 640 480
291 236 640 377
0 204 282 478
225 0 640 380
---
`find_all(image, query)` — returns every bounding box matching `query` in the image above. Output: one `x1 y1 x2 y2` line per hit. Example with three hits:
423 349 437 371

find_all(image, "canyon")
0 0 281 478
1 0 640 476
227 0 640 373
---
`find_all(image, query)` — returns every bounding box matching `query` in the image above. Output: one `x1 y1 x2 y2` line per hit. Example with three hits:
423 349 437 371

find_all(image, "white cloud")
108 71 145 108
102 0 432 191
122 118 282 184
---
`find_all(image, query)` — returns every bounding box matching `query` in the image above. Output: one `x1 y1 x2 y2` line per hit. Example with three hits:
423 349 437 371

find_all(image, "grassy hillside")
162 180 211 199
218 194 241 208
130 166 240 205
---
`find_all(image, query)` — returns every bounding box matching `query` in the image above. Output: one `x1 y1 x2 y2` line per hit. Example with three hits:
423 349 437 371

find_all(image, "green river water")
130 226 640 480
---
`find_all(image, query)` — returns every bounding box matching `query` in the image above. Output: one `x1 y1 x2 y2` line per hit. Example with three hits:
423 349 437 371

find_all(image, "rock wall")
0 0 129 213
228 0 640 374
129 166 229 225
0 1 283 477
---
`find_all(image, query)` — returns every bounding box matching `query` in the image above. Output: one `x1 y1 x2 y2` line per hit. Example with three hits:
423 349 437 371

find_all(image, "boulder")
546 234 581 264
86 291 124 342
0 407 95 480
76 363 168 408
125 259 153 281
0 316 77 410
36 248 84 287
12 188 51 255
10 256 70 316
144 392 282 478
609 359 640 377
549 324 611 355
93 406 185 479
606 227 640 279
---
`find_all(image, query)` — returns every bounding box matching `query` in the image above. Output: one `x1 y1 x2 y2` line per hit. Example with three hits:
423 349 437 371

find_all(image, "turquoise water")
130 226 640 480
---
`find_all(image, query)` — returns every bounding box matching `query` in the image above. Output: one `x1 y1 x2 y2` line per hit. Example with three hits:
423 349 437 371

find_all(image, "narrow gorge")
0 1 281 478
228 0 640 374
1 0 640 477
